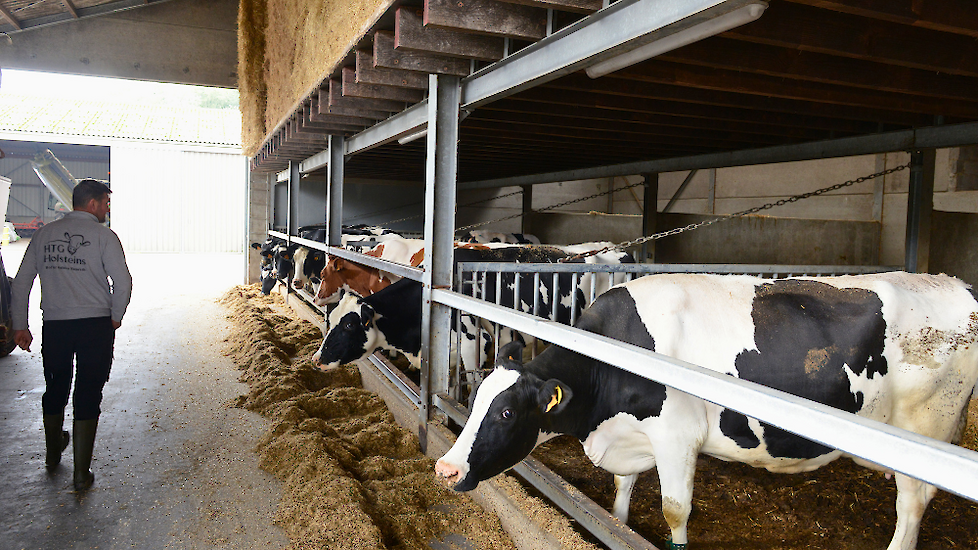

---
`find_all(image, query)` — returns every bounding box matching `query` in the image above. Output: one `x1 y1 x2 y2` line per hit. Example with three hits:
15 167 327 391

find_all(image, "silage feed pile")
219 284 518 550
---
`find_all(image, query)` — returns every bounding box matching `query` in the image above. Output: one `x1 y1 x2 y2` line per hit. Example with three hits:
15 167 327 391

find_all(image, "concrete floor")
0 239 289 550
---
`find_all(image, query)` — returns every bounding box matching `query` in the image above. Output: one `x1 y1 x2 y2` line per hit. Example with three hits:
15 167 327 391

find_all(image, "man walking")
11 178 133 491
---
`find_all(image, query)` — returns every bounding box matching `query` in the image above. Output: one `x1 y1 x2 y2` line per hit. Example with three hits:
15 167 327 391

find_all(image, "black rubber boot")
72 418 98 491
43 415 70 472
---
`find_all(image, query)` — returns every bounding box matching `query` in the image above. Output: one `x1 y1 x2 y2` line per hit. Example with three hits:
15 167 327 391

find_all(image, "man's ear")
537 379 572 414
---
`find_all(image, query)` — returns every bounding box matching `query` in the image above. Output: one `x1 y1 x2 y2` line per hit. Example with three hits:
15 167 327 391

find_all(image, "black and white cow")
457 230 541 245
251 237 284 295
435 272 978 550
311 279 492 372
292 246 326 293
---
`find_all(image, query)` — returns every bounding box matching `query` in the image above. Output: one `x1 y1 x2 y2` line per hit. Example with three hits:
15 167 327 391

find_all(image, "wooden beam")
62 0 79 19
300 104 367 133
662 37 978 102
308 96 379 126
373 31 470 76
731 2 978 78
0 4 21 30
329 78 407 113
495 0 601 15
545 72 936 127
396 7 504 61
355 50 427 90
466 112 789 149
424 0 546 40
478 97 847 141
613 60 978 118
341 67 426 103
784 0 978 38
509 85 886 134
315 90 391 121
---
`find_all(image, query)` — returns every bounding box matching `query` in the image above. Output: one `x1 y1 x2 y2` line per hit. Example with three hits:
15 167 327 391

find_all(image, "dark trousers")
41 317 115 420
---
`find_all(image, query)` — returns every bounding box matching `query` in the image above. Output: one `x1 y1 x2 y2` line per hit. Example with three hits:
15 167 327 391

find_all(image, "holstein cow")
435 272 978 550
315 238 425 305
250 237 284 295
311 245 577 371
457 230 541 245
311 279 492 373
291 246 326 293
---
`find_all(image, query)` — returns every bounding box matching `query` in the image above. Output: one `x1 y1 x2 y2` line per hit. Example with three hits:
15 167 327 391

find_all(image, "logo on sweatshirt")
44 232 90 265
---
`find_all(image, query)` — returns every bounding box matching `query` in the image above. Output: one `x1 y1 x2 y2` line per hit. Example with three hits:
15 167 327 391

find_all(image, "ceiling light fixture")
585 1 768 79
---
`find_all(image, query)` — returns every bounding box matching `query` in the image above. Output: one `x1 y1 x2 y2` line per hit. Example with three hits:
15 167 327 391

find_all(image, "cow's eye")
500 409 514 420
344 321 356 331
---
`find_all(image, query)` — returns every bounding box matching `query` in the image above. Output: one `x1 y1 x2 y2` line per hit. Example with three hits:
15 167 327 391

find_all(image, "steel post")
421 74 461 450
327 135 345 247
641 173 658 262
905 149 934 273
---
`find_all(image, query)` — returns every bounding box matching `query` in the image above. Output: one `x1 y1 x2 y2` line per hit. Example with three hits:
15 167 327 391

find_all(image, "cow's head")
311 290 380 368
435 341 573 491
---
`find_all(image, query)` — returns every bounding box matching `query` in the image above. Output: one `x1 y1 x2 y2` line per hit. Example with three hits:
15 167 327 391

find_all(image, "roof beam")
62 0 79 19
0 4 21 30
730 2 978 78
459 0 763 109
355 50 428 90
373 30 470 76
614 60 978 118
784 0 978 38
395 7 504 61
659 37 978 101
458 121 978 189
494 0 602 15
424 0 547 40
341 67 426 103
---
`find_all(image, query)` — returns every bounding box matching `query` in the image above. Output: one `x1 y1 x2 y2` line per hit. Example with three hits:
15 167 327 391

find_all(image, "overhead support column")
327 135 345 247
420 74 461 451
521 185 533 236
641 173 658 263
905 149 935 273
288 161 300 236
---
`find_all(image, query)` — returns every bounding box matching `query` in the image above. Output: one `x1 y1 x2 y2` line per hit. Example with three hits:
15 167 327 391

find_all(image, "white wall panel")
110 145 247 253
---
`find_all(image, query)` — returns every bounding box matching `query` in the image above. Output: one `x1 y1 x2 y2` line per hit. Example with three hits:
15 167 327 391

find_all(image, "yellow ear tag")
545 385 563 413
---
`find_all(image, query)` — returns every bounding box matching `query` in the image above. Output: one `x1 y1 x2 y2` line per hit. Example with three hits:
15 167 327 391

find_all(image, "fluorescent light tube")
586 2 768 79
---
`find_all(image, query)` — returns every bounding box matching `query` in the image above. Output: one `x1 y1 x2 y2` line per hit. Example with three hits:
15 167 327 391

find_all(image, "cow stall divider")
256 14 978 543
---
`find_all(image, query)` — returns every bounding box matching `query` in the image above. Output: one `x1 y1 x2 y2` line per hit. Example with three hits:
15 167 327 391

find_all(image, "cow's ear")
538 379 572 414
497 341 525 365
251 242 261 250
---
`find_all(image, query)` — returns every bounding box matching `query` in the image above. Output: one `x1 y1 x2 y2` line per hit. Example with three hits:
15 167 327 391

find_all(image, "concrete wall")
456 148 978 268
930 211 978 288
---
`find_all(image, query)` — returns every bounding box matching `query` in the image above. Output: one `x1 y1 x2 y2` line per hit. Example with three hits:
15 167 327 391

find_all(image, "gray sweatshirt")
11 211 133 329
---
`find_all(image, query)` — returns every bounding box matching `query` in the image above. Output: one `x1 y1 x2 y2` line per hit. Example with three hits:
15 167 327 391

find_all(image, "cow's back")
597 272 978 468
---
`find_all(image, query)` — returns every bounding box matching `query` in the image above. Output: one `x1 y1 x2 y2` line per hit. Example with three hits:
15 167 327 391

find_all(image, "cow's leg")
654 446 697 549
888 473 937 550
612 474 637 523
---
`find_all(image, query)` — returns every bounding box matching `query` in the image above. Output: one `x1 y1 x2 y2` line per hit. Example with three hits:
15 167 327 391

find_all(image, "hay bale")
237 0 396 157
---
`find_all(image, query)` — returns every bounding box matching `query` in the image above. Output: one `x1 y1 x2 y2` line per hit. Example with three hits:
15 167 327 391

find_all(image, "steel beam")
905 149 935 273
327 135 345 247
421 74 461 449
459 0 758 109
459 121 978 190
345 99 429 157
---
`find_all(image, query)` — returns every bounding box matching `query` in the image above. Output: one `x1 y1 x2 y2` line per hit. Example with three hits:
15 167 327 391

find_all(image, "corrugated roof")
0 93 241 147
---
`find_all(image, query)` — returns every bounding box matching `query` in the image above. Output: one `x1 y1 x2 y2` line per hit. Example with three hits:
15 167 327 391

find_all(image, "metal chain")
559 162 911 262
378 189 527 226
455 180 647 233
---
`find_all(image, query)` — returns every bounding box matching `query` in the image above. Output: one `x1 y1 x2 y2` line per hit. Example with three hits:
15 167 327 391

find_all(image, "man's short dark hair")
72 179 112 209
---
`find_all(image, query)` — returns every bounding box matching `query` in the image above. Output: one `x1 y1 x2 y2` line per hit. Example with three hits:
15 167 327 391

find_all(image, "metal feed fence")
448 262 893 404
